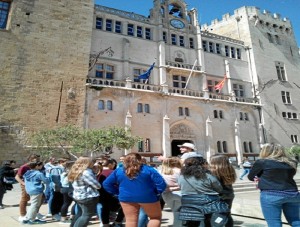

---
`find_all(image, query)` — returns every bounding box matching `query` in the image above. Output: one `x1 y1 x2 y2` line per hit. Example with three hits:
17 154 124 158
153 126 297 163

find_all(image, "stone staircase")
233 179 300 194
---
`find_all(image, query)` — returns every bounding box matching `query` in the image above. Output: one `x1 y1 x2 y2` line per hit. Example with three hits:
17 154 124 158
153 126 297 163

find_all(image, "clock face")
170 19 185 29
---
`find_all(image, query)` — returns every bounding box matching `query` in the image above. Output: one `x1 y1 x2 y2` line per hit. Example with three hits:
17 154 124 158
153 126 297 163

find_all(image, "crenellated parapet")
202 6 293 35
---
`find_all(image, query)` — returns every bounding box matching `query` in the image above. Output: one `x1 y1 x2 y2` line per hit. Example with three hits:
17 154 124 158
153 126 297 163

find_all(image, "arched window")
219 110 223 119
137 103 143 113
98 100 104 110
222 141 227 153
214 110 218 118
217 141 222 153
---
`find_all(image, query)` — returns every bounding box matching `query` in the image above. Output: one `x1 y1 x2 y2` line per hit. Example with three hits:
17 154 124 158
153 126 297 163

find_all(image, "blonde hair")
161 157 182 175
260 143 297 169
210 155 236 185
68 157 95 182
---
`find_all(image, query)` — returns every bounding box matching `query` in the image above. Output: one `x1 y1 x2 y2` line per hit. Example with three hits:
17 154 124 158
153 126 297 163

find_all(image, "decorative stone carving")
170 123 196 139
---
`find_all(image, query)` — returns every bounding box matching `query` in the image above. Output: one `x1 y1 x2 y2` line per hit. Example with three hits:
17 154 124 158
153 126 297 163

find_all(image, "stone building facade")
1 0 299 164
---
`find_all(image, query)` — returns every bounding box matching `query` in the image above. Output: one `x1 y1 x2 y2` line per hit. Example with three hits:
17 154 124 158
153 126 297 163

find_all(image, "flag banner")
214 75 227 91
138 62 155 80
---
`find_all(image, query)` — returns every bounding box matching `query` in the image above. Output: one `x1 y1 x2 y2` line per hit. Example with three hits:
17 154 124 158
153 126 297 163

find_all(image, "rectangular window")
281 91 292 104
239 112 244 120
185 107 190 116
133 68 147 83
292 113 298 119
115 21 122 33
0 1 10 29
138 141 144 152
171 34 177 45
236 48 241 59
106 19 112 32
287 112 292 119
144 104 150 113
163 31 167 43
291 135 298 143
202 41 207 52
137 26 143 38
276 62 287 81
173 75 186 88
179 35 184 47
231 47 235 58
282 112 287 118
267 33 273 43
179 107 183 116
233 84 244 97
216 43 221 54
95 64 114 79
225 46 229 57
209 42 214 53
189 38 194 49
127 24 134 36
145 28 151 40
95 17 103 30
145 138 151 152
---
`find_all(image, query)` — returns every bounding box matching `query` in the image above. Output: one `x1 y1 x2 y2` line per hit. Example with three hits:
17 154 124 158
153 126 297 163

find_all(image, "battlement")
202 6 292 32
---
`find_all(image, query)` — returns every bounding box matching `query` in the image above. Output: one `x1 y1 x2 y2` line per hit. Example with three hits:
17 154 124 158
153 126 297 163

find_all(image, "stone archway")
170 123 196 156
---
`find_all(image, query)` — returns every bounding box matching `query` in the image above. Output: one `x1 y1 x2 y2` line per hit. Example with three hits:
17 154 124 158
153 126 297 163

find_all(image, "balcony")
165 61 202 72
86 78 257 105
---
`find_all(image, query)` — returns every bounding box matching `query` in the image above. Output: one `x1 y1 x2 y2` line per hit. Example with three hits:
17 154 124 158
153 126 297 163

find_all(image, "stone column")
162 115 170 157
225 59 232 94
124 111 132 155
206 116 213 161
234 119 243 165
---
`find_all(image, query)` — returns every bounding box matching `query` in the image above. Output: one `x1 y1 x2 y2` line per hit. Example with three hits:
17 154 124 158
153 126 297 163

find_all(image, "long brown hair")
68 157 95 182
210 154 236 185
123 153 143 179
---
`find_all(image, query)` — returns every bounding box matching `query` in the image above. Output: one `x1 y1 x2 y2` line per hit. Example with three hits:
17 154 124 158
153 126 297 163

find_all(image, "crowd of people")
0 142 299 227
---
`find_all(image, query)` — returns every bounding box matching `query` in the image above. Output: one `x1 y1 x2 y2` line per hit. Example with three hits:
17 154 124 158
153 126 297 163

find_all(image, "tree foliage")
287 145 300 161
29 125 141 159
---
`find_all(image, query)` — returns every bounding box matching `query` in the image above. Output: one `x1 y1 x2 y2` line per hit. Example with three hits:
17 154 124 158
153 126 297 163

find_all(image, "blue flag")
138 62 155 80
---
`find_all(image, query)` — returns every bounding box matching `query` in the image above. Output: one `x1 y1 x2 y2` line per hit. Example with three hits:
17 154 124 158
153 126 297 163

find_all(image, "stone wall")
0 0 94 163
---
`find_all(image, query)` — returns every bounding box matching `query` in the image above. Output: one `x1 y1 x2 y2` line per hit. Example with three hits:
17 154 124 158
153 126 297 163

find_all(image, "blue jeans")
239 168 250 179
138 207 148 227
71 198 98 227
260 191 300 227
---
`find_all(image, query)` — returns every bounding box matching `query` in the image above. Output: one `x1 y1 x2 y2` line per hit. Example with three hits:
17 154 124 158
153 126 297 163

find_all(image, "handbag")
3 176 17 184
211 212 228 227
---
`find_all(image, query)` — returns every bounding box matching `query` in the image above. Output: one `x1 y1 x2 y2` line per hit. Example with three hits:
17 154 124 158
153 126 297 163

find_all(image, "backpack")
49 167 63 192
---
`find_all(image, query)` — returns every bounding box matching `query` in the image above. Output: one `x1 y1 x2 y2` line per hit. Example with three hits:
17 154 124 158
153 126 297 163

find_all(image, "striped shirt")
72 168 101 201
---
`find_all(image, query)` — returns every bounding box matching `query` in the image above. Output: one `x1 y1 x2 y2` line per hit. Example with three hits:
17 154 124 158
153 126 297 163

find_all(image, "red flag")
214 75 227 91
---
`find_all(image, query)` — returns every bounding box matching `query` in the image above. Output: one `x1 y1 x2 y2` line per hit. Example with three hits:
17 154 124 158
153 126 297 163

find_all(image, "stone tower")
0 0 94 161
203 7 300 146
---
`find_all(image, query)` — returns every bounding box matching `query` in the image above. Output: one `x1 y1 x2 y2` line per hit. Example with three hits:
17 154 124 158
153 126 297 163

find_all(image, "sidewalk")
2 167 299 227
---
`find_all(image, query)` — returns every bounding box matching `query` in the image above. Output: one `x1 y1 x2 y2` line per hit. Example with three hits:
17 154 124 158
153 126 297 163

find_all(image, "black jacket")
248 159 298 191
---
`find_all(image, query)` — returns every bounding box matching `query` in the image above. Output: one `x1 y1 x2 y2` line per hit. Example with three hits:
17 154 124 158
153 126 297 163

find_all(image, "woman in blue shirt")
103 153 167 227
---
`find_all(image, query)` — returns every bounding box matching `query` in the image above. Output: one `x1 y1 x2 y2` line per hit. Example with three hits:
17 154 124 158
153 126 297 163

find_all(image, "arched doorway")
171 139 192 157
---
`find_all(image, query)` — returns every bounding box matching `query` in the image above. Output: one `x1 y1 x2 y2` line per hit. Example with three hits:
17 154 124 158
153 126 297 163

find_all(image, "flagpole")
184 59 197 89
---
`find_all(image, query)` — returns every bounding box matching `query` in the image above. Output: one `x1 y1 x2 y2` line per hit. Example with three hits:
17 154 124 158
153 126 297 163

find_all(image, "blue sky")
95 0 300 46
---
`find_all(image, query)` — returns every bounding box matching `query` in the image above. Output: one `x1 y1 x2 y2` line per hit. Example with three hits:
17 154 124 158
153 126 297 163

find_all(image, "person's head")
119 155 125 163
27 154 41 162
28 161 43 170
3 160 16 167
161 157 182 175
123 153 143 179
260 143 297 169
181 156 207 179
93 162 103 175
68 157 95 182
178 142 196 154
210 154 236 185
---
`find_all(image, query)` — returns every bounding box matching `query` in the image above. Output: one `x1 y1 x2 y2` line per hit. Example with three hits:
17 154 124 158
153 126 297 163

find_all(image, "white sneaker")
36 213 46 220
45 213 52 218
18 216 27 222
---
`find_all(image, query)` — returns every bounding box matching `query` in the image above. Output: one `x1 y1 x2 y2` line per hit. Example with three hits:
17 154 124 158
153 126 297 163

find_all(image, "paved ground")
1 167 298 226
